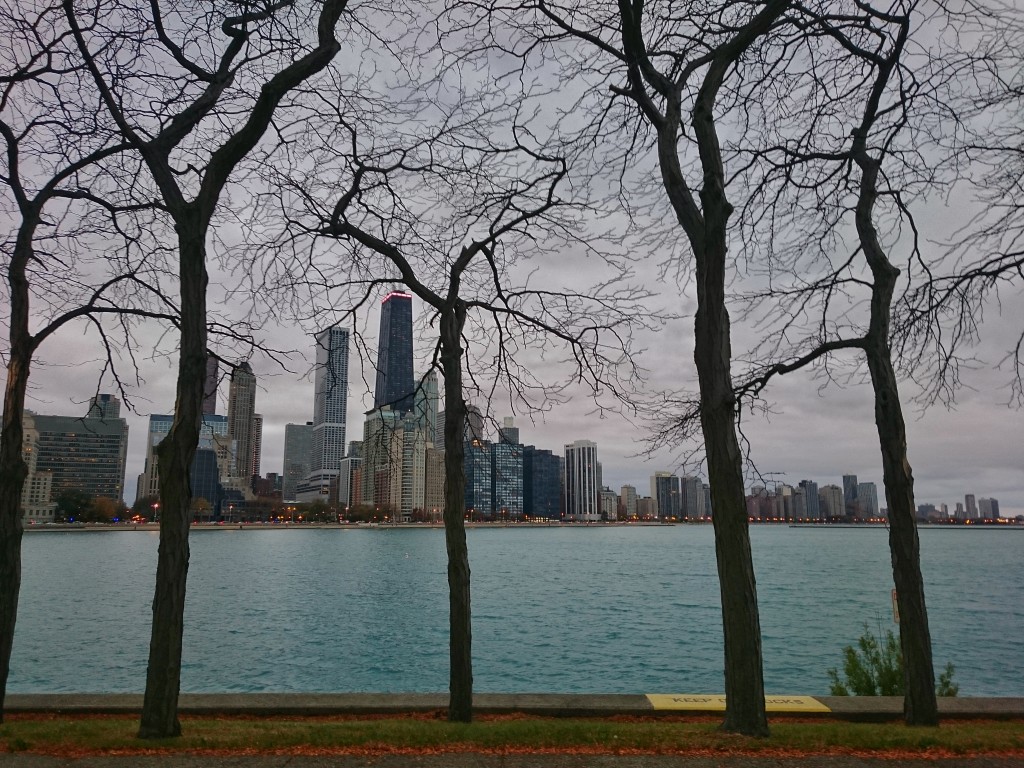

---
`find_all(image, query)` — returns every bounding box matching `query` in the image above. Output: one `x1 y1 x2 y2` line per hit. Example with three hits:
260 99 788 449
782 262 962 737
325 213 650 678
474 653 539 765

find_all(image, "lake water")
8 525 1022 696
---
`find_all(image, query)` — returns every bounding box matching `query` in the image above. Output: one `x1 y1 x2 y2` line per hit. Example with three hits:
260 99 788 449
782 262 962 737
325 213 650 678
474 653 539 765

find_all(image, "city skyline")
12 289 1022 518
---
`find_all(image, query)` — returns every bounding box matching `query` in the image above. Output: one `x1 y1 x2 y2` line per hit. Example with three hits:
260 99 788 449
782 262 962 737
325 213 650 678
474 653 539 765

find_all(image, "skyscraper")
843 474 859 517
819 484 844 519
203 354 219 415
978 498 1000 519
227 362 257 478
619 484 638 518
523 444 561 519
312 326 350 474
29 396 129 501
681 475 705 519
856 481 879 519
251 413 263 479
651 471 681 519
137 413 228 503
464 439 492 516
498 416 520 445
282 422 313 501
491 441 523 518
413 369 439 444
799 479 820 519
564 440 599 521
374 291 415 413
965 494 978 519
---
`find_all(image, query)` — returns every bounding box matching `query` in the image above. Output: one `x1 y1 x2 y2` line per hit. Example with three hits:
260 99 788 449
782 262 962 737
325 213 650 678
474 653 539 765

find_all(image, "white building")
564 440 599 522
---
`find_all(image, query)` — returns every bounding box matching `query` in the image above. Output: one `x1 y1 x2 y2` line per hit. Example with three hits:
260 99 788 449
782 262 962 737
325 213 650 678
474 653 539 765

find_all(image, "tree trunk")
684 84 768 737
695 235 769 738
1 223 39 723
865 345 937 724
854 138 938 727
138 214 207 738
0 351 31 724
439 303 472 723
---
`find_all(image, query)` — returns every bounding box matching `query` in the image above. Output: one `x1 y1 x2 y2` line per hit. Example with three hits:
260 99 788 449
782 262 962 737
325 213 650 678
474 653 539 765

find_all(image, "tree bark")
0 222 40 722
854 143 938 726
138 213 207 739
648 65 769 737
439 303 473 723
694 195 768 738
865 343 937 724
0 352 30 724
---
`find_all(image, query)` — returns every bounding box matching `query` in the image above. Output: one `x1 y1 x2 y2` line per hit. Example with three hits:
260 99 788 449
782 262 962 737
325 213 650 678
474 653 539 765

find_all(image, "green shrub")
827 624 958 697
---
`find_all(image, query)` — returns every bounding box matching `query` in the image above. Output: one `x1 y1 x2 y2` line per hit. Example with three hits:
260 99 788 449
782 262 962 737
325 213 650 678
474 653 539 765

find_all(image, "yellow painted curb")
646 694 831 713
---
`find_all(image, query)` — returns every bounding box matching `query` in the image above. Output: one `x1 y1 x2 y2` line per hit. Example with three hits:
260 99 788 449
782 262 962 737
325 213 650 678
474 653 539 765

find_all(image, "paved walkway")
5 693 1024 720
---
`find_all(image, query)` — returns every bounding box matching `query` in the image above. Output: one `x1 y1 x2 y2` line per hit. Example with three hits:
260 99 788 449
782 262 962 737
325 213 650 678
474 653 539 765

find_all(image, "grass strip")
2 715 1022 756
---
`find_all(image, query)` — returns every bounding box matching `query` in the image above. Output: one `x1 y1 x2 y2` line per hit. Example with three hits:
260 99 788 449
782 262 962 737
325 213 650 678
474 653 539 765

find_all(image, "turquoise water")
9 526 1022 695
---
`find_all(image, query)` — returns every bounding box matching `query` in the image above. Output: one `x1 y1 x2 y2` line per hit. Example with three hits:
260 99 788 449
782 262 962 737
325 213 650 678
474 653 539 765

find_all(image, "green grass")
2 715 1022 755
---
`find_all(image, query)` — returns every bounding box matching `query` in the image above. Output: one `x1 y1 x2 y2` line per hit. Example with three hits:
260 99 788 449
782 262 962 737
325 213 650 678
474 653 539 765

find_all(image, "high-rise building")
498 417 520 446
799 479 820 519
523 445 561 519
413 370 439 444
564 440 599 521
491 441 523 518
29 396 129 502
651 471 681 520
681 475 705 519
282 422 313 501
600 488 618 520
619 484 638 518
360 407 403 512
19 413 56 522
819 484 844 519
227 362 257 478
424 445 445 520
637 496 657 519
312 326 350 474
856 482 879 519
338 456 362 512
374 291 415 413
466 404 485 442
978 497 1000 519
203 354 219 415
965 494 978 519
398 422 427 519
137 413 228 503
465 440 492 516
251 413 263 479
843 474 859 517
86 393 120 419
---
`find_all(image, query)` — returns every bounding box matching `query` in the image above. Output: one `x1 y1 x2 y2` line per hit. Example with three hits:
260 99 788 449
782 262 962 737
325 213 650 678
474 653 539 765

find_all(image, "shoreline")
22 520 1023 532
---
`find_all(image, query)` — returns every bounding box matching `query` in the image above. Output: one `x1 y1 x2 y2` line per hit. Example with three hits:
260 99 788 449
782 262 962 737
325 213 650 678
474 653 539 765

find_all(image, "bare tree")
63 0 354 737
470 0 818 735
898 6 1024 405
0 0 175 720
245 71 651 720
715 0 1012 725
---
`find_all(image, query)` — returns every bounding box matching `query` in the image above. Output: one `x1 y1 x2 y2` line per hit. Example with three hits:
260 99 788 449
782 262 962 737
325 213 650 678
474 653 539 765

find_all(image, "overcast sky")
6 0 1023 518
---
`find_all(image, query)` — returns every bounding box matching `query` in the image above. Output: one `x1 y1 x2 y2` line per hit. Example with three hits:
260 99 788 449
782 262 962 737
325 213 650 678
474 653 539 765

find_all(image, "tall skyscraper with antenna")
374 291 414 413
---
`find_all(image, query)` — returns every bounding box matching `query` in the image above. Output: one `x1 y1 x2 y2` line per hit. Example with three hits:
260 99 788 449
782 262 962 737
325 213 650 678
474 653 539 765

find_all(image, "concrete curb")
4 693 1023 720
